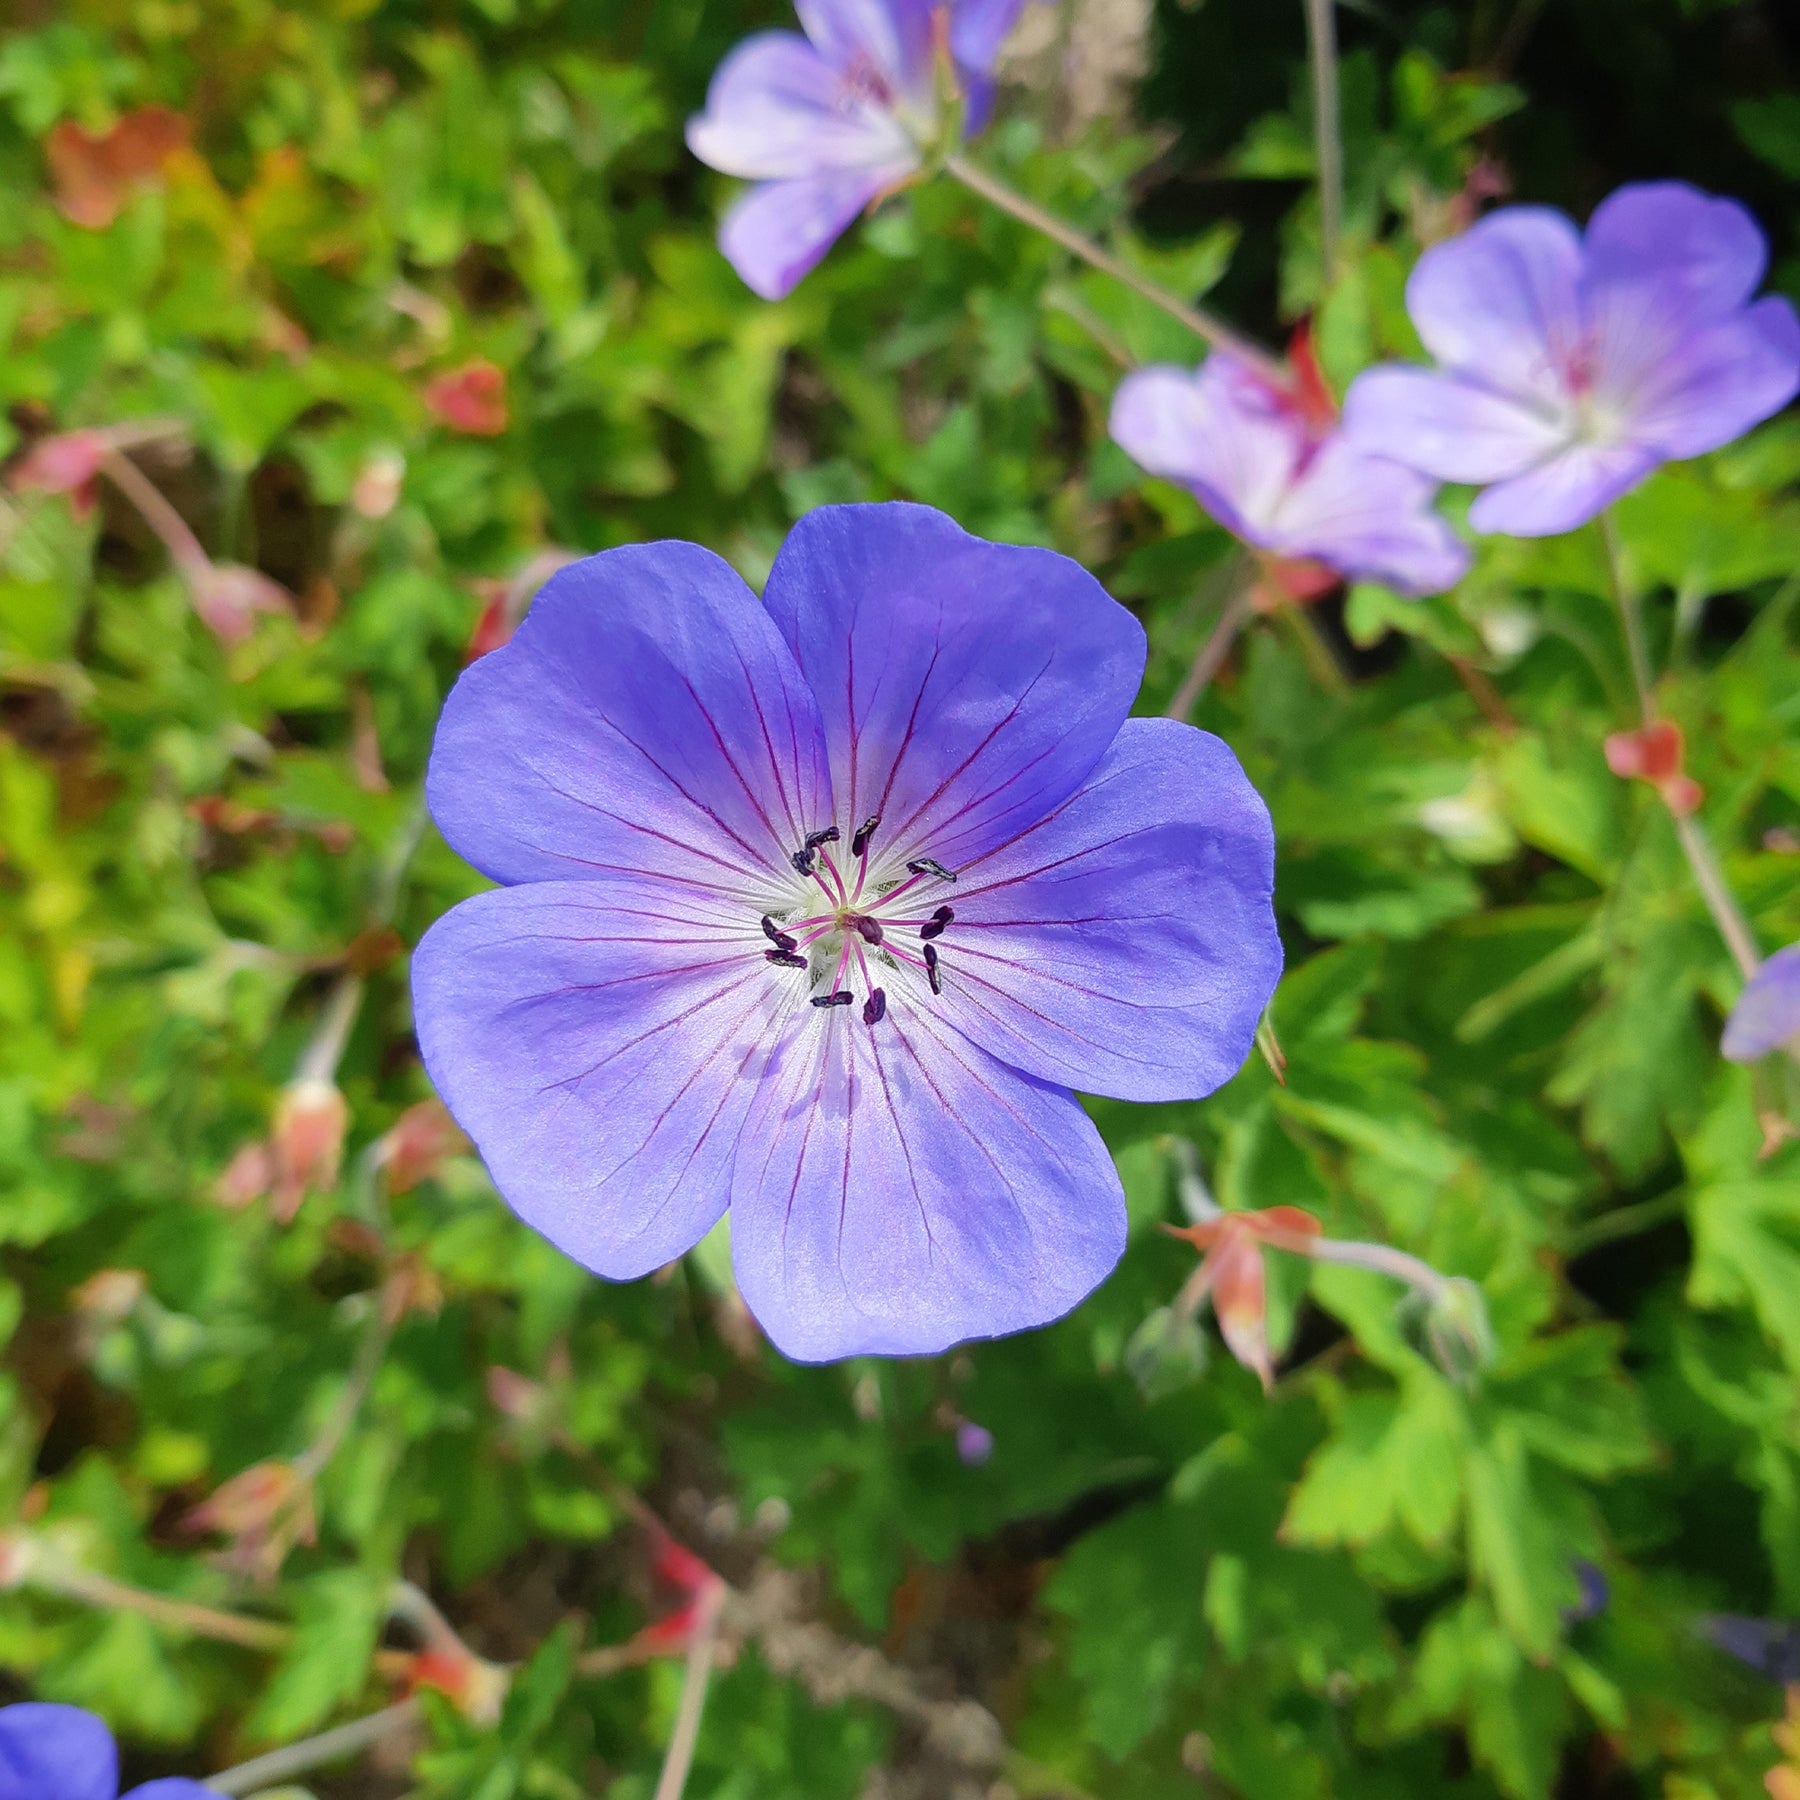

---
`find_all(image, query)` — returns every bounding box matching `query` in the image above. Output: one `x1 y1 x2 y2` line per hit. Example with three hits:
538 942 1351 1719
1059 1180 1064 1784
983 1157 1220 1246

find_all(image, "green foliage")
0 1 1798 1797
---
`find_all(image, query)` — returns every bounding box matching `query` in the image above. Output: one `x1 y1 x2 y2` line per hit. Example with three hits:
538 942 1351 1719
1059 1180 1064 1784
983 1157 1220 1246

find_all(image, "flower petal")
728 1003 1125 1359
427 542 833 896
949 0 1027 71
1406 206 1583 408
717 167 903 300
1618 293 1800 460
1341 364 1568 484
924 718 1280 1103
1584 181 1768 319
1271 437 1472 596
686 32 915 180
1722 944 1800 1063
1109 359 1302 546
1466 441 1657 537
0 1704 117 1800
413 879 806 1279
797 0 932 87
761 502 1146 869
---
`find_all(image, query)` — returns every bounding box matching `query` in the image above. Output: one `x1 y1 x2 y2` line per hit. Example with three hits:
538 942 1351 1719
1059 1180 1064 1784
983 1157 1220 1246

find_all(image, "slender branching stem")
27 1561 290 1652
207 1700 422 1796
1303 0 1343 280
293 1297 397 1481
1166 584 1256 720
941 153 1286 381
99 448 211 581
653 1578 729 1800
1597 510 1761 980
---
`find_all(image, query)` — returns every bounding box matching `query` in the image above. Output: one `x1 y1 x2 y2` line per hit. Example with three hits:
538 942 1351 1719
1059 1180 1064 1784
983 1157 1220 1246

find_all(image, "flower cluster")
413 502 1281 1361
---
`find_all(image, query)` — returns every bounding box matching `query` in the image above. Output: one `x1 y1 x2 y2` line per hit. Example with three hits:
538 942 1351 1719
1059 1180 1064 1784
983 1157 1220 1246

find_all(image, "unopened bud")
1419 1277 1495 1386
423 361 508 436
11 430 108 500
271 1078 349 1223
378 1099 466 1195
955 1422 994 1466
1124 1305 1208 1400
214 1140 273 1210
184 1459 316 1581
190 563 291 645
69 1267 146 1325
351 448 405 519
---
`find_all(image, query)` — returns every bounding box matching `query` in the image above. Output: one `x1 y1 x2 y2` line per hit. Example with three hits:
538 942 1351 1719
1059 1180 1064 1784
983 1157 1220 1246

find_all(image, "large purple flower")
1342 182 1800 537
686 0 1025 299
413 503 1281 1362
0 1703 213 1800
1110 353 1470 597
1722 944 1800 1063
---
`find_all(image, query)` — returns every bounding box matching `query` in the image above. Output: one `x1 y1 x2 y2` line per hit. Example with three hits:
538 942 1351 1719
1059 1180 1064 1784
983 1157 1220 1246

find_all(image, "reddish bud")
1604 720 1703 816
465 591 512 662
270 1078 349 1223
189 563 292 646
1167 1207 1324 1392
184 1459 316 1581
378 1099 466 1194
1285 321 1338 432
213 1141 273 1210
11 431 108 510
351 449 405 519
423 362 509 436
46 107 189 229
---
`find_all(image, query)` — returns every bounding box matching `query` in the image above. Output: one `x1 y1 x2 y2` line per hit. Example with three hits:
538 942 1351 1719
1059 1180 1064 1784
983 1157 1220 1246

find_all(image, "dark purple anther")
811 990 855 1008
855 916 885 945
924 941 941 995
791 848 816 875
920 905 953 941
760 915 798 952
851 815 882 858
766 950 808 969
906 857 956 883
804 826 840 851
863 988 887 1026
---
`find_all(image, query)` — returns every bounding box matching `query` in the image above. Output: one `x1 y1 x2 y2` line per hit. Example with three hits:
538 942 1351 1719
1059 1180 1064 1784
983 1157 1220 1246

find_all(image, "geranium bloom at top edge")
412 502 1282 1363
1341 182 1800 538
0 1703 216 1800
1722 944 1800 1062
1109 354 1471 597
685 0 1028 300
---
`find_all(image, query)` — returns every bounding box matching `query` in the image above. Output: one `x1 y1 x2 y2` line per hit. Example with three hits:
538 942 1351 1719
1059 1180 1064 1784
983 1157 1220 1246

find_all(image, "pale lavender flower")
1109 352 1470 597
412 502 1281 1362
686 0 1026 299
956 1421 994 1464
0 1703 214 1800
1722 944 1800 1062
1343 182 1800 537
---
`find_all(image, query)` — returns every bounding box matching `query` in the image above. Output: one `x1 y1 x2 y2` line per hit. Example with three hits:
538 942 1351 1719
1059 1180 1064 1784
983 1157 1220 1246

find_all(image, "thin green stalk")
941 152 1286 381
1597 509 1761 981
652 1579 728 1800
1165 583 1256 720
1303 0 1343 280
208 1700 422 1796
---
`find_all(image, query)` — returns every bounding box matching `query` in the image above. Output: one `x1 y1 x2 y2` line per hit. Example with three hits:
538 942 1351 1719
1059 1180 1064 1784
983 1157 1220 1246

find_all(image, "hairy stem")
1598 510 1761 980
1303 0 1344 279
207 1699 421 1796
942 153 1284 380
99 449 211 581
1166 585 1256 720
653 1578 728 1800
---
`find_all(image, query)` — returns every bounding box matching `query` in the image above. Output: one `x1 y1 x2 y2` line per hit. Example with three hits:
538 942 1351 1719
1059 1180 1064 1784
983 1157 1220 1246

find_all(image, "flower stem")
1303 0 1344 280
207 1699 421 1796
1597 510 1761 980
941 152 1285 380
652 1577 728 1800
292 1296 397 1481
99 448 211 582
1165 584 1256 720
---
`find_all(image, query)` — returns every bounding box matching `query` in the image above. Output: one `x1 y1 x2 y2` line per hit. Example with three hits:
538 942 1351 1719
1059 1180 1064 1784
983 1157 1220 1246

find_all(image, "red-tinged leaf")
46 107 190 229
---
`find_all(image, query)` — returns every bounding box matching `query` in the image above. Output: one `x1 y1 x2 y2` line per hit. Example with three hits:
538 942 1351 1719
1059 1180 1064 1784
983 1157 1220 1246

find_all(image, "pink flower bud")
351 449 406 519
214 1140 273 1209
956 1422 994 1465
271 1078 349 1223
423 362 509 436
11 430 108 500
378 1099 466 1194
189 563 292 645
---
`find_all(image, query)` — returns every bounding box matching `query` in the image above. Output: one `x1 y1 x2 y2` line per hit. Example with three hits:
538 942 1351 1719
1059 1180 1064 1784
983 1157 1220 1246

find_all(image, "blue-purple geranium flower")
1110 349 1470 598
413 502 1281 1362
1722 944 1800 1063
686 0 1025 299
0 1703 212 1800
1342 182 1800 537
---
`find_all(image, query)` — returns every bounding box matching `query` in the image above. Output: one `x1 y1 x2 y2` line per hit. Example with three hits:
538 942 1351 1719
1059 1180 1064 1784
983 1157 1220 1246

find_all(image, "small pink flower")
1603 719 1703 816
